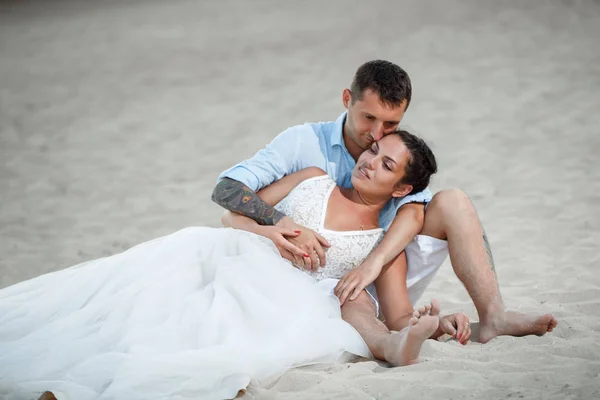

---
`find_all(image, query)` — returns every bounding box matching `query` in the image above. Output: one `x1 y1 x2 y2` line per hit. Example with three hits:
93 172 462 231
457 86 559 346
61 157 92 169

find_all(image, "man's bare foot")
480 311 558 343
382 299 440 366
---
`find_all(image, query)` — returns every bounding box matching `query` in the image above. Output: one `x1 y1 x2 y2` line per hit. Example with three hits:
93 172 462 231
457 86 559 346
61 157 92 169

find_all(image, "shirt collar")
331 111 347 148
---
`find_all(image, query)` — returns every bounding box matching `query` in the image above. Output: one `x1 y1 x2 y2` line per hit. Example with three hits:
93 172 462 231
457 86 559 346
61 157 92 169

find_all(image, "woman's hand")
276 216 331 271
438 313 471 344
334 259 382 306
255 225 306 266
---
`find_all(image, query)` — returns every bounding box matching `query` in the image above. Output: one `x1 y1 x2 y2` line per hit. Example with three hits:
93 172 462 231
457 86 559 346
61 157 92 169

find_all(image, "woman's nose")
365 156 376 170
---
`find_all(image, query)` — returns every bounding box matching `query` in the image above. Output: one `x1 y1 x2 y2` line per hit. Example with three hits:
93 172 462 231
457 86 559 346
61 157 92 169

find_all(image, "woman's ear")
392 183 413 199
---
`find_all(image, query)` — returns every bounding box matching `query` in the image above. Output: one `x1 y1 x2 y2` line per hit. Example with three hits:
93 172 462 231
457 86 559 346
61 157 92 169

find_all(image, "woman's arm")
221 211 262 233
253 166 326 206
362 203 425 268
334 203 425 304
376 252 470 341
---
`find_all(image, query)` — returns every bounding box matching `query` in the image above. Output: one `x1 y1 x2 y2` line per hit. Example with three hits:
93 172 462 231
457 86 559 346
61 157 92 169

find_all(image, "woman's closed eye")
368 143 379 154
366 145 392 170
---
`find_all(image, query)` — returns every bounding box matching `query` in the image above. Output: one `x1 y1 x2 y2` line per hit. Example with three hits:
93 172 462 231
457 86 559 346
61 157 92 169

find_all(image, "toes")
417 305 427 315
429 299 441 316
409 316 419 326
542 316 558 333
413 310 421 319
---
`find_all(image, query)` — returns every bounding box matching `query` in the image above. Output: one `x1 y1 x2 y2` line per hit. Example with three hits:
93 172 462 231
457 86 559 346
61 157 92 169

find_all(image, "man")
212 60 557 345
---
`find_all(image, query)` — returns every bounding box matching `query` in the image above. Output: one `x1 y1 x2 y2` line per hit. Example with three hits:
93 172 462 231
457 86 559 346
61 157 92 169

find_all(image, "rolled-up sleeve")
380 187 434 230
396 187 433 207
217 125 319 191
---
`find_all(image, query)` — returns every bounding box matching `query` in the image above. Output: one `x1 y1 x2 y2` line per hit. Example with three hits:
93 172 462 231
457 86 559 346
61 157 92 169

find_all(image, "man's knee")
422 189 474 239
429 188 473 215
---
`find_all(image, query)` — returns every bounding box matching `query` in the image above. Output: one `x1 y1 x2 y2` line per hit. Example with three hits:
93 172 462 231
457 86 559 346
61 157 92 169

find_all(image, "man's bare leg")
341 292 439 366
422 189 558 343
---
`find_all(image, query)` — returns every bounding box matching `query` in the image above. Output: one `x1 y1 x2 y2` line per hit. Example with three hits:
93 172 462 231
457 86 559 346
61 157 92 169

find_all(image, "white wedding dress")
0 176 386 400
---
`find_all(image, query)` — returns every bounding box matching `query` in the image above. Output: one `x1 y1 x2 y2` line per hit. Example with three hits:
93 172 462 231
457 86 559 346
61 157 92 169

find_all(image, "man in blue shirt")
212 60 557 347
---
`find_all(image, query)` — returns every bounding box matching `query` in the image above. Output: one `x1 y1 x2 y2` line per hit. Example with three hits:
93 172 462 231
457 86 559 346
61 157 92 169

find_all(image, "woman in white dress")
0 131 447 400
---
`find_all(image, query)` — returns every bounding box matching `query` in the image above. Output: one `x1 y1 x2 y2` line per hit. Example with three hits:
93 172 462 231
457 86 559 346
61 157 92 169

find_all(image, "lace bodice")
274 175 384 281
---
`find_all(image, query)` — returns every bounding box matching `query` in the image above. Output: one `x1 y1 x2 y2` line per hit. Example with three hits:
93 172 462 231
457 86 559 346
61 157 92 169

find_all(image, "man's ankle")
479 303 506 325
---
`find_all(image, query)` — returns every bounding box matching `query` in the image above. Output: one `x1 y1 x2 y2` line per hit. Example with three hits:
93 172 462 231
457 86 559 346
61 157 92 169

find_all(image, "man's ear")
392 183 413 199
342 88 352 109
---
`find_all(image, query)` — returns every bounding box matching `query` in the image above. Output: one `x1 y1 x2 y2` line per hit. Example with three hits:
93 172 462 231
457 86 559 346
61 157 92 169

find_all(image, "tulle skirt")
0 227 370 400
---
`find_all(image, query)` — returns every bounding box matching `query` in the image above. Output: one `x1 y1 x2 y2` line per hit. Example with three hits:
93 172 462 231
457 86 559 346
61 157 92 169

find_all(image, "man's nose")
371 124 384 141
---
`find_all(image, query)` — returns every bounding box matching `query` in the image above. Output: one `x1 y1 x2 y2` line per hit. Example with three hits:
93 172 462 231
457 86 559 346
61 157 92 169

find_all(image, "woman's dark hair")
393 130 437 195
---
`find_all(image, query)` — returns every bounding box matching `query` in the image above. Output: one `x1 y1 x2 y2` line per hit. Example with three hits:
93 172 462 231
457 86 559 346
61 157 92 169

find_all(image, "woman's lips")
358 166 369 179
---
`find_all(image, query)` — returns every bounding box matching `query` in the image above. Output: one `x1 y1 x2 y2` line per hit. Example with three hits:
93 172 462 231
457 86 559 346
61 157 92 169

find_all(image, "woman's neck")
339 187 389 215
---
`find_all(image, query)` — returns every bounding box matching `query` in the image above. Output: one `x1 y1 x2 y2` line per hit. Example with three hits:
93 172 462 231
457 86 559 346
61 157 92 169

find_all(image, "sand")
1 0 599 399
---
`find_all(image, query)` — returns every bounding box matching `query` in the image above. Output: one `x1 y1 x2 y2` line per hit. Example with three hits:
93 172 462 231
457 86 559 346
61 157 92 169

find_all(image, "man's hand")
334 259 382 305
276 216 331 271
438 313 471 344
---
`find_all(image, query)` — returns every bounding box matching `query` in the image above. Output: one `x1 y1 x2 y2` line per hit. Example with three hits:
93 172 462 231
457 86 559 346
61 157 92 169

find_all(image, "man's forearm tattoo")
211 178 285 226
482 230 496 273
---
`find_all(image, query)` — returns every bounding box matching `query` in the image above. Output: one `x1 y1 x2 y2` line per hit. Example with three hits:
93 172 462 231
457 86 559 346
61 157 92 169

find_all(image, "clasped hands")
257 216 331 270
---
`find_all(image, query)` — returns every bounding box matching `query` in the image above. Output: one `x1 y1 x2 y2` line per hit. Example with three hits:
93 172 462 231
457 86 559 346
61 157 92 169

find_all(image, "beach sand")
1 0 599 399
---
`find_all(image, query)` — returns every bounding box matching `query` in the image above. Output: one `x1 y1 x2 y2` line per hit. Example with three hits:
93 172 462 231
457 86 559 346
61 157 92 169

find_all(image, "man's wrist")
272 210 286 225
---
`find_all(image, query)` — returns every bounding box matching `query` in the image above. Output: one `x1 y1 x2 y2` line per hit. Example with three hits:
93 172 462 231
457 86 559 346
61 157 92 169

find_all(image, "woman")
0 131 443 400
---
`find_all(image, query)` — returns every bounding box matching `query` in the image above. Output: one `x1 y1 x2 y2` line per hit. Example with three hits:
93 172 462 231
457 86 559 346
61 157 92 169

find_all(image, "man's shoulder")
275 119 336 143
305 119 337 136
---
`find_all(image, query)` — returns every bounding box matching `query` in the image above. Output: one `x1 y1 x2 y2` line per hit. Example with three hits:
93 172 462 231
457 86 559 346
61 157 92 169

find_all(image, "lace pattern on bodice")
275 175 384 281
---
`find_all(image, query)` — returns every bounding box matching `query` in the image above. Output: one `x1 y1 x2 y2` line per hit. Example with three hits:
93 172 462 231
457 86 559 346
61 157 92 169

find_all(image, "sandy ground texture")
1 0 600 399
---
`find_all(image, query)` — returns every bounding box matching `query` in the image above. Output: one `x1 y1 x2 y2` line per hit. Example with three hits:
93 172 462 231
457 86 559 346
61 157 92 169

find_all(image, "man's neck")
342 124 363 161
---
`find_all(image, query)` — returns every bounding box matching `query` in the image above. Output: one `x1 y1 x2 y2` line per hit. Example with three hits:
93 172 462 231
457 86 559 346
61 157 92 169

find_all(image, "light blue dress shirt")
218 112 432 230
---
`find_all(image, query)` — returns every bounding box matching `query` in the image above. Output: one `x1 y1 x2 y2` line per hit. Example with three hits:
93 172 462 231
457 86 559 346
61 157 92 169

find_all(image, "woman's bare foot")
38 392 57 400
479 311 558 343
382 299 440 366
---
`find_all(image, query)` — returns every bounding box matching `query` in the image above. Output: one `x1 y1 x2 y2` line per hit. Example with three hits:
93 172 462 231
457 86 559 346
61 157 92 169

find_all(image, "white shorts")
318 234 449 317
